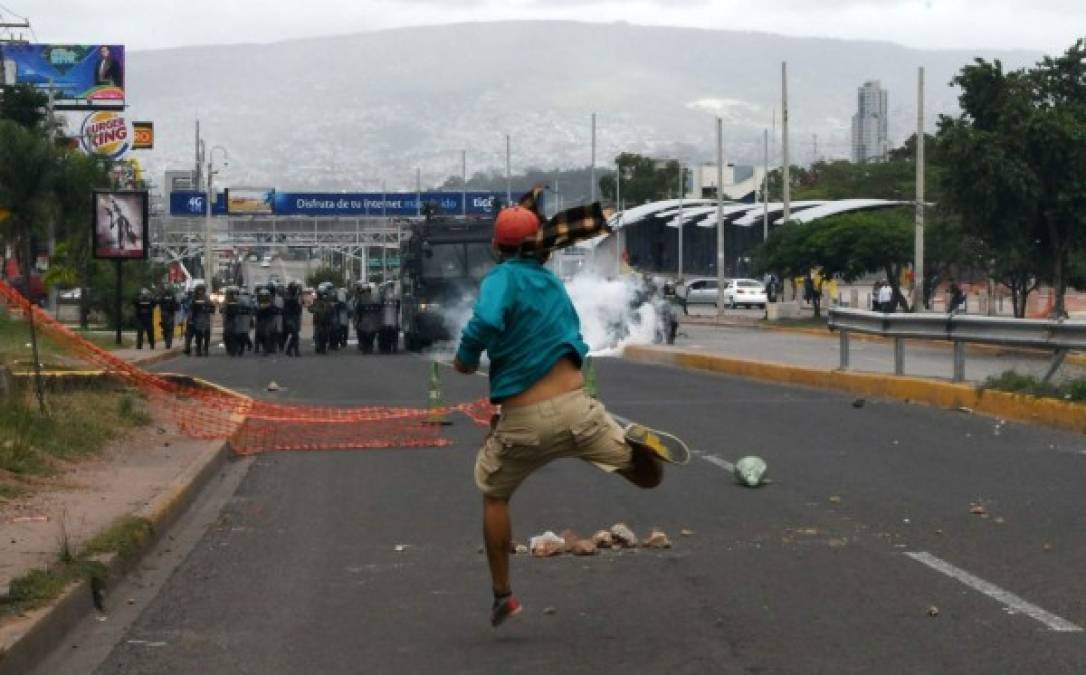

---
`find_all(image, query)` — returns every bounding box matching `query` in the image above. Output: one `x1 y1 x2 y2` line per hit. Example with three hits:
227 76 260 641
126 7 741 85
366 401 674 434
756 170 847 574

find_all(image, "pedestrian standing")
878 280 894 313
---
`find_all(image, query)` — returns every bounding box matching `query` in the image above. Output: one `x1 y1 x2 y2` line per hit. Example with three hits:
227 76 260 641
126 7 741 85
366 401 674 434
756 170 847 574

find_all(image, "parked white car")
722 279 768 308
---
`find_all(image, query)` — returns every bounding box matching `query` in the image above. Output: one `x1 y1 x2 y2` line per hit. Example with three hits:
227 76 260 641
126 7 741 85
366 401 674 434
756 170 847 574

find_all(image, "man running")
453 205 688 628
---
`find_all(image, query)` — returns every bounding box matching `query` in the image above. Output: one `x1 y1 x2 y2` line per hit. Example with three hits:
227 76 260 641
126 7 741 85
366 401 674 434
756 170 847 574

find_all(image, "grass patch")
1 516 153 615
0 382 152 478
0 307 132 368
983 370 1086 403
0 482 26 501
83 516 154 561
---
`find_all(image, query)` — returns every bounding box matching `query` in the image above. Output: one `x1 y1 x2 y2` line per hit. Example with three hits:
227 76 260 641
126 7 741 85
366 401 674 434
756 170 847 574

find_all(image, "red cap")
493 206 540 248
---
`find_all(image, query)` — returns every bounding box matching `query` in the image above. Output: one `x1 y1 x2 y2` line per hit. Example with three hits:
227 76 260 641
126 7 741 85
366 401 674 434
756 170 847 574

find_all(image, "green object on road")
584 356 598 399
735 456 768 487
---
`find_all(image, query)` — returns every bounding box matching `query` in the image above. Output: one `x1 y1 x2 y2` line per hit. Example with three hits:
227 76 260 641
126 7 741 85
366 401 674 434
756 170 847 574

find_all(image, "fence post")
894 337 905 375
839 329 850 370
953 341 966 382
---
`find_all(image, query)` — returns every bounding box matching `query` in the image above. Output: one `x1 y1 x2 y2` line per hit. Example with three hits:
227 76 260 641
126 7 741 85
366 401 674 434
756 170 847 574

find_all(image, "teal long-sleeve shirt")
456 258 589 402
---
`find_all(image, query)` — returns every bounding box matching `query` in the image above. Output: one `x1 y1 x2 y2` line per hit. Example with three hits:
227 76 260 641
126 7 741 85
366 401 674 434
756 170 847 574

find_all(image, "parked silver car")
680 277 728 305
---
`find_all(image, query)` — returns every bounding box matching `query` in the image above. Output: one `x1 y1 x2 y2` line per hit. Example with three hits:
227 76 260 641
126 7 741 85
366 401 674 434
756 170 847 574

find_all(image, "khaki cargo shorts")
474 388 633 499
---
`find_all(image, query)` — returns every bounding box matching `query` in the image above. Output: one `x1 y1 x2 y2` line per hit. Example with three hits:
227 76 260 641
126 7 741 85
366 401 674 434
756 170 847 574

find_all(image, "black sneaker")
491 593 523 628
624 423 691 465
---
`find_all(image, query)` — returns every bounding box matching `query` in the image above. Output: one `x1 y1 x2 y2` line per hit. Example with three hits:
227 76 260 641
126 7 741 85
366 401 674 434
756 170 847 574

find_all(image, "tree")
598 153 682 206
937 40 1086 317
0 119 59 411
306 266 347 289
0 84 49 130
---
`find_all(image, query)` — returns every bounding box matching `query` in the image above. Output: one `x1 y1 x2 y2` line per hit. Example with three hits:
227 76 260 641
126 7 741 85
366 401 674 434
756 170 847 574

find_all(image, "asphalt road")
41 348 1086 674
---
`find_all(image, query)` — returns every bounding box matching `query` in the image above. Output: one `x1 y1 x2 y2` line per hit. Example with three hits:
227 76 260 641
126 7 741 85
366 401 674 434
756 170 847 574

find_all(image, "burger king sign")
81 111 131 159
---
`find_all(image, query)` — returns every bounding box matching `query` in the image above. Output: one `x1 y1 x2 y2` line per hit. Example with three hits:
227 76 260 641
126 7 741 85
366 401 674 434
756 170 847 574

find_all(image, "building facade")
851 80 889 163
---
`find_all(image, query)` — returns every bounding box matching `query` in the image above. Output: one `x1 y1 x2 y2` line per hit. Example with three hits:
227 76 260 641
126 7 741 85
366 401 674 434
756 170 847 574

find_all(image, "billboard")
93 191 148 259
272 191 503 217
132 122 154 149
226 188 275 215
81 111 131 159
169 191 227 216
0 44 124 109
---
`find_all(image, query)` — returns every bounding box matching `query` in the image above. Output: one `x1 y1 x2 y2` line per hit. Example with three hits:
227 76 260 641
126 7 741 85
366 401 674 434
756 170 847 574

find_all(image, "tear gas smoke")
433 266 658 359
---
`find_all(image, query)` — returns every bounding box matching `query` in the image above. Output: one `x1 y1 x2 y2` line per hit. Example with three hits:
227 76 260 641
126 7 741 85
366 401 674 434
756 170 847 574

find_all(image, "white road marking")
904 551 1083 633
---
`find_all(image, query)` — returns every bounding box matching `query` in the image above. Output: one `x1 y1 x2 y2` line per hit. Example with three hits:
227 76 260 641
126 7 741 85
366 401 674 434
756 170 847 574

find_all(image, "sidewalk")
674 316 1086 384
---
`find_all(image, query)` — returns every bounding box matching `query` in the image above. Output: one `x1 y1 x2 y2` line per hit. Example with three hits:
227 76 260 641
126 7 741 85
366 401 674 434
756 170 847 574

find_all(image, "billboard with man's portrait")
93 191 148 259
0 44 125 109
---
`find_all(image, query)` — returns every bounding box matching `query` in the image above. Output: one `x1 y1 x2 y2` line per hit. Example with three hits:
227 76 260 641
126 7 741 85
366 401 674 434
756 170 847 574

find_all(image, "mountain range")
95 20 1042 193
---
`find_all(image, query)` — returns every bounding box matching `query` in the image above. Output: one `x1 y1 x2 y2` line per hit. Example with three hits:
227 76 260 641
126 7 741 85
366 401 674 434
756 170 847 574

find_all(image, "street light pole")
677 162 684 280
716 118 726 317
590 113 597 203
461 150 467 219
615 158 623 277
205 145 228 285
505 134 512 205
782 61 791 223
913 66 926 312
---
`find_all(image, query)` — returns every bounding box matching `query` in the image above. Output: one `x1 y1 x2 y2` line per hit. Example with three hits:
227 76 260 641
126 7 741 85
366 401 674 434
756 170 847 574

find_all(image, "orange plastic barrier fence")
1 281 496 455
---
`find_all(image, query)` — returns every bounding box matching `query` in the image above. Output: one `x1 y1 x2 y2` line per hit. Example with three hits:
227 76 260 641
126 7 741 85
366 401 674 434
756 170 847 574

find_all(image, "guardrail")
827 308 1086 382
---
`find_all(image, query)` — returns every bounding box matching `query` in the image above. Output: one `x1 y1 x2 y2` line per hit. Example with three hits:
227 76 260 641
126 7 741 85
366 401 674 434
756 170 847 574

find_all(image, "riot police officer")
353 282 381 354
283 281 303 357
335 287 350 350
254 286 278 356
132 288 156 350
220 287 250 356
309 282 335 354
655 282 681 345
157 285 180 349
184 282 214 356
377 281 400 354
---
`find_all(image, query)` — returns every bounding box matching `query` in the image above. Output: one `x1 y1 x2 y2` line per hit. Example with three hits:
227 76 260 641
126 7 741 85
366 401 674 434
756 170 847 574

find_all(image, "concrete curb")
126 347 183 368
624 345 1086 435
0 440 233 675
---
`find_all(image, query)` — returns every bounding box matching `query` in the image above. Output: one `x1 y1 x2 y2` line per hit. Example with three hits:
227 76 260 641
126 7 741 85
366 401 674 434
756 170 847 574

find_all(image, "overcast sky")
4 0 1081 54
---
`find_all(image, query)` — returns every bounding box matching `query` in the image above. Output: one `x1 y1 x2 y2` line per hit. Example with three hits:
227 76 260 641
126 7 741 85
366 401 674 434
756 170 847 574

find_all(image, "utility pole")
416 167 422 217
193 119 202 194
782 61 791 223
913 66 925 312
811 134 819 164
461 150 467 218
763 128 770 243
505 134 512 205
590 113 597 203
716 118 726 317
615 158 623 277
677 162 684 279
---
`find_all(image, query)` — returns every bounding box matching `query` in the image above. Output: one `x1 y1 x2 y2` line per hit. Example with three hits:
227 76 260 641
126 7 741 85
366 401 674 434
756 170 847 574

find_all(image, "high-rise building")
851 80 889 163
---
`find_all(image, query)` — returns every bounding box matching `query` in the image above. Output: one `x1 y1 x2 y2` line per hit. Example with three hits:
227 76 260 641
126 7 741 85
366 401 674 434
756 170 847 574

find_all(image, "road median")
624 344 1086 435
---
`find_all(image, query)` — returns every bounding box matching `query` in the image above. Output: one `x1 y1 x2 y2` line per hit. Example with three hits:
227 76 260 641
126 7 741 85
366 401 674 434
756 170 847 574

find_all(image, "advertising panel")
226 188 275 215
168 191 227 216
0 44 125 109
132 121 154 149
81 111 131 159
93 191 148 259
272 192 503 217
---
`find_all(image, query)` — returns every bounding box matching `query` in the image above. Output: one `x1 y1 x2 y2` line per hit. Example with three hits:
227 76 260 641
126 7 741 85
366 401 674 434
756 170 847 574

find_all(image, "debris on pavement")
851 398 866 408
515 544 529 555
828 496 842 505
393 544 409 553
642 529 672 549
1043 543 1053 552
610 523 639 548
530 531 565 557
734 456 768 487
680 529 696 537
571 540 598 556
927 606 940 617
969 504 987 516
559 529 581 552
8 515 49 524
542 607 557 615
266 381 282 391
956 406 974 414
591 530 614 548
